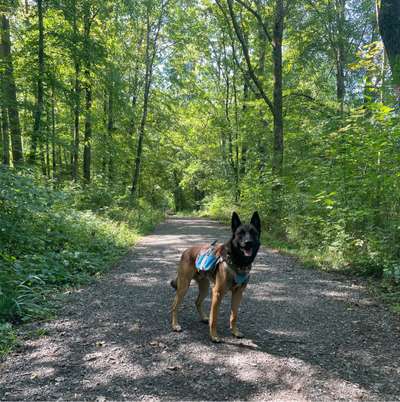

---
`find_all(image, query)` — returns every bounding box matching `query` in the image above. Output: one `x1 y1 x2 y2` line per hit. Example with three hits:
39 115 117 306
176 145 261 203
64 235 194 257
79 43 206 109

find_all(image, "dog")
170 211 261 343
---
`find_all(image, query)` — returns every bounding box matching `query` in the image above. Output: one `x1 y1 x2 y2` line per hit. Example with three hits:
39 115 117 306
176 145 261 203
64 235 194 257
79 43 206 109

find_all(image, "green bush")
201 193 237 222
0 168 163 355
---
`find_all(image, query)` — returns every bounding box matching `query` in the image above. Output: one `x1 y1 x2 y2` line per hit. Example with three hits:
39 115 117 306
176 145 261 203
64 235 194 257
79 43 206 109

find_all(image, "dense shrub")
0 168 163 356
203 107 400 284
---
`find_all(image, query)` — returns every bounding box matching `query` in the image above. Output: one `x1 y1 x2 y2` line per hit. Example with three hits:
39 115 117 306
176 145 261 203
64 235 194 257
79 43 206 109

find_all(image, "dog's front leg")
209 285 226 343
230 285 246 338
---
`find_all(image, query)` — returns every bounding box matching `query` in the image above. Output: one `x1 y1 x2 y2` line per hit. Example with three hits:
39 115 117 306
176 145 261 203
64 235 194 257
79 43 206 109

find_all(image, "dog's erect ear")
250 211 261 233
231 211 242 233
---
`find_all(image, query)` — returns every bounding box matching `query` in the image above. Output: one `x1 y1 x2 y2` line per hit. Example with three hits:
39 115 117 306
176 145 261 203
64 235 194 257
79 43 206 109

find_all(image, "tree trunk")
335 0 346 113
0 14 23 164
131 15 151 196
378 0 400 95
30 0 45 163
1 106 10 165
131 3 166 196
51 83 56 178
71 2 80 181
72 61 80 180
224 0 285 232
83 6 92 183
107 87 114 182
40 143 46 176
45 120 50 177
101 95 107 174
130 88 147 195
270 0 285 237
83 71 92 182
272 0 284 178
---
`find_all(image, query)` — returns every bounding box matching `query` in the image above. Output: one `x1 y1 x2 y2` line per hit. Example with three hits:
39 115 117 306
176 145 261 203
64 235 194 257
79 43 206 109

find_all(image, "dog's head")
230 211 261 263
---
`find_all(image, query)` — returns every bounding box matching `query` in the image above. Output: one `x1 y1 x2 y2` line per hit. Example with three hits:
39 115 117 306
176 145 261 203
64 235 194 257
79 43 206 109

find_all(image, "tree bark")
1 106 10 165
378 0 400 95
107 86 114 182
30 0 45 162
272 0 284 178
72 60 80 180
83 69 92 182
82 4 93 183
51 83 56 178
335 0 346 113
0 14 23 164
71 2 80 181
269 0 285 237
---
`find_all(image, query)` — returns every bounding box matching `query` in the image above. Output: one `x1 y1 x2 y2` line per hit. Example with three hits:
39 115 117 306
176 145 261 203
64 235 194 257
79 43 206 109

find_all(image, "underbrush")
202 193 400 312
0 168 163 357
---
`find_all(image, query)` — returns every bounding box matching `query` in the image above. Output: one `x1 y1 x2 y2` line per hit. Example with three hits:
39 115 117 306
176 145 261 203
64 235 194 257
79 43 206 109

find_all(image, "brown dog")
170 211 261 342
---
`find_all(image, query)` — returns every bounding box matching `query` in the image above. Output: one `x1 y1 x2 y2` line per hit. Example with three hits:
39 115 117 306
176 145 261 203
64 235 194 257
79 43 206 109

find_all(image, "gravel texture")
1 217 400 401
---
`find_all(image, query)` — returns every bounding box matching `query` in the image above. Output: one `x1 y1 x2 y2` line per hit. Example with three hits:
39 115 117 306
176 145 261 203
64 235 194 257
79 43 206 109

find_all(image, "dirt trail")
1 217 400 401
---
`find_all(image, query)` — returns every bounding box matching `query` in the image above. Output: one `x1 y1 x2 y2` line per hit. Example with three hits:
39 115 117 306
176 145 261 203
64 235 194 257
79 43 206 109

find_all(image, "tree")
82 2 97 182
30 0 45 162
378 0 400 95
217 0 285 233
131 0 168 196
1 104 9 165
0 13 23 164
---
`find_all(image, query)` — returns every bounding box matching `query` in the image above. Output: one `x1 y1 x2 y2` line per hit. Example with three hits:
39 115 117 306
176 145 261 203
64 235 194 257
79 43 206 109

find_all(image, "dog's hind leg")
195 278 209 323
171 274 192 332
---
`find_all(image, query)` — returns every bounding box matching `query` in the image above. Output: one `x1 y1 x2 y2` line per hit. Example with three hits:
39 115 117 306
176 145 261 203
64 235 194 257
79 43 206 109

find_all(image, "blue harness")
195 242 220 272
195 242 250 286
234 272 250 286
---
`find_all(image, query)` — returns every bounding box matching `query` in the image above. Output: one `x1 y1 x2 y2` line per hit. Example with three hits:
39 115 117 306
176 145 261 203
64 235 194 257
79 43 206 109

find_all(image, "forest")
1 0 400 354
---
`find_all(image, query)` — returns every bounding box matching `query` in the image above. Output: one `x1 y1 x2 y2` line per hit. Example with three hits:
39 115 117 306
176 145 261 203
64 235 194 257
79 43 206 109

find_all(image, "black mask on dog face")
231 211 261 263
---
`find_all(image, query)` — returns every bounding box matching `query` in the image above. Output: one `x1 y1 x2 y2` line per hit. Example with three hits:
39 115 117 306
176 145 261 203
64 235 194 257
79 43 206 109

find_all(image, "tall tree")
0 13 23 164
30 0 45 162
82 2 95 183
219 0 285 232
1 106 10 165
131 0 168 196
71 1 80 181
378 0 400 95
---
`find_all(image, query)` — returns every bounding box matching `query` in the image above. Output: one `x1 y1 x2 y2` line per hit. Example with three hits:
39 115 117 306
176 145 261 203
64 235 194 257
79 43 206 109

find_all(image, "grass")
0 168 164 358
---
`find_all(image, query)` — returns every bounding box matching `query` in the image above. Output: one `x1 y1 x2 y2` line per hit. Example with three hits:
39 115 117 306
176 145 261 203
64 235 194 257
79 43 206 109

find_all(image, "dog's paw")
172 324 182 332
210 335 221 343
231 329 244 338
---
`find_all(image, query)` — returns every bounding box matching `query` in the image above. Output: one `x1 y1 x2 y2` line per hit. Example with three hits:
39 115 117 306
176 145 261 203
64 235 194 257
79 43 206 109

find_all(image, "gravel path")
1 217 400 401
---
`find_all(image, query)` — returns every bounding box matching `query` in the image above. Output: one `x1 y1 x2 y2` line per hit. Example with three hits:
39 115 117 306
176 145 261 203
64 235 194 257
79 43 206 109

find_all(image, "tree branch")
225 0 274 114
233 0 273 44
215 0 260 99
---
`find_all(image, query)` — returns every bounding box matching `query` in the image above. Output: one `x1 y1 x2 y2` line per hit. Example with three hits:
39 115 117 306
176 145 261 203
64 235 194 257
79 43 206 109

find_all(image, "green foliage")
200 193 237 222
0 323 17 358
1 0 400 360
204 102 400 284
0 168 162 355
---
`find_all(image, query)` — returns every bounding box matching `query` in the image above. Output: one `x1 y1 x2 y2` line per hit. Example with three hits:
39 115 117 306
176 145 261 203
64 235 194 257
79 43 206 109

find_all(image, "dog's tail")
170 278 177 290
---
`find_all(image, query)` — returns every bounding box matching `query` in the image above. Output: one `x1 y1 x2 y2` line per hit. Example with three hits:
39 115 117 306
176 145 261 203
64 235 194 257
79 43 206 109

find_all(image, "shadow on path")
1 217 399 401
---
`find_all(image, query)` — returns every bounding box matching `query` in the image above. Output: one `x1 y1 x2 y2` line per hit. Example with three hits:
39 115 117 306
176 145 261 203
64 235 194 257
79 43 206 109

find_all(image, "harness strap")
234 272 250 286
195 242 252 286
195 241 220 272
